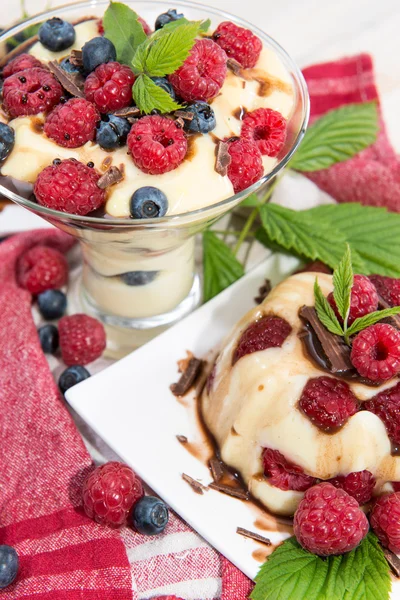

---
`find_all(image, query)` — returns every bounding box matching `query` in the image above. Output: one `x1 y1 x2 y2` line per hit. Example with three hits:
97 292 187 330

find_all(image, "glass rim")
0 0 310 227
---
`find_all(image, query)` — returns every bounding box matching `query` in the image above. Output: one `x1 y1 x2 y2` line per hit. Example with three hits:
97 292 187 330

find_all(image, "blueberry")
130 187 168 219
59 365 90 394
96 115 131 150
39 18 76 52
60 57 82 74
151 77 176 100
38 324 59 354
0 122 14 162
0 546 18 589
155 9 184 30
131 496 169 536
37 289 67 320
82 37 116 73
183 101 216 134
121 271 159 286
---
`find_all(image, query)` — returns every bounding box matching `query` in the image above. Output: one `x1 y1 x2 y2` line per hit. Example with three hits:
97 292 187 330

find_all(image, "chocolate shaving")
209 457 224 483
209 482 249 500
70 49 83 67
175 116 185 129
178 351 194 373
182 473 207 495
48 61 84 98
215 141 231 177
170 357 203 396
112 106 141 118
227 58 243 76
174 110 194 121
255 279 272 305
97 166 124 189
176 435 188 444
236 527 272 546
382 546 400 577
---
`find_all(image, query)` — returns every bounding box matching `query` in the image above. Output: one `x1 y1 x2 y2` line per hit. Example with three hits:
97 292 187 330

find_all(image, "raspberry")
153 597 184 600
328 274 379 326
393 482 400 492
169 39 227 102
3 68 63 118
127 115 187 175
3 53 42 78
84 61 135 113
370 492 400 553
18 246 68 295
263 448 316 492
34 159 106 216
59 314 106 365
293 483 369 555
44 98 100 148
83 461 144 527
213 21 262 68
226 138 263 193
328 470 375 505
350 323 400 381
369 275 400 307
364 382 400 447
233 315 292 364
241 108 287 157
299 376 358 432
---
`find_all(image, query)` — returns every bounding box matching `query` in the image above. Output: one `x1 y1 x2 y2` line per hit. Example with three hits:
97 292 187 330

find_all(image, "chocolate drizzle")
48 61 84 98
215 141 231 177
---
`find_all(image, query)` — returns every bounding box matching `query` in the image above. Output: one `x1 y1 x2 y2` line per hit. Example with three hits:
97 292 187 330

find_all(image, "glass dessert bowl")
0 0 309 357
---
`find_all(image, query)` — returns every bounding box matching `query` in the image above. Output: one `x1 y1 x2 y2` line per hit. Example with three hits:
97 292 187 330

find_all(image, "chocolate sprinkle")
255 279 272 305
236 527 272 546
97 166 124 189
174 110 194 121
176 435 188 444
113 106 141 118
209 457 224 483
182 473 208 495
382 546 400 578
227 58 243 76
209 482 249 500
69 49 83 67
48 61 84 98
170 357 203 396
215 141 231 177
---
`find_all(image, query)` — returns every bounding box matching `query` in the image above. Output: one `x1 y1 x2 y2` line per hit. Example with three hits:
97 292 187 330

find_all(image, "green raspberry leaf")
203 231 244 302
314 278 345 337
346 306 400 338
103 1 147 65
333 244 354 325
132 74 182 114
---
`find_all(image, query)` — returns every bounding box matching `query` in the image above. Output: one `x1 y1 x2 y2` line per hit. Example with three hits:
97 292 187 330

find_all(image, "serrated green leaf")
132 74 182 114
341 534 391 600
199 18 211 32
346 306 400 337
314 278 344 336
203 231 244 302
240 193 261 208
333 244 354 325
103 1 146 65
290 102 379 171
142 21 200 76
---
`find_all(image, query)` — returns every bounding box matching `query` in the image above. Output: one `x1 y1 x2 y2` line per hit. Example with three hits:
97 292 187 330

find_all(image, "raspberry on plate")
58 313 106 365
3 67 63 118
233 315 292 364
169 39 227 102
370 492 400 553
350 323 400 381
34 158 106 216
84 61 135 113
127 115 187 175
293 482 369 555
299 376 359 432
213 21 262 68
328 470 375 505
44 98 100 148
364 381 400 447
369 274 400 307
226 138 263 193
18 245 68 295
241 108 287 157
328 274 379 325
83 461 144 527
3 53 42 78
263 448 316 492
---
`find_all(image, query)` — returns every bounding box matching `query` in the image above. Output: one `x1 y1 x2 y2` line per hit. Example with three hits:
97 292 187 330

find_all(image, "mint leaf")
240 193 261 208
133 74 182 114
142 21 200 76
103 1 146 65
333 244 353 325
346 306 400 337
314 278 344 336
290 102 379 172
203 231 244 302
199 18 211 32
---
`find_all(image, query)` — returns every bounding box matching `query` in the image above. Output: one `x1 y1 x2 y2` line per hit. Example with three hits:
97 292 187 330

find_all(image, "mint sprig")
314 278 344 337
203 231 244 302
103 1 147 65
133 74 181 114
346 306 400 337
332 244 353 328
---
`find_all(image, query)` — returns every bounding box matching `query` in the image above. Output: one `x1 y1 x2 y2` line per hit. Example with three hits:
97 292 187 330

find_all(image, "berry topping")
241 108 287 157
38 324 59 354
44 98 100 148
299 376 358 432
84 61 135 113
151 76 176 100
233 315 292 364
3 53 42 78
327 274 379 326
59 365 90 394
182 101 216 134
368 274 400 307
131 496 169 535
293 483 369 555
226 138 263 193
18 246 68 295
213 21 262 68
263 448 316 492
82 37 117 73
83 461 144 527
38 18 76 52
58 313 106 366
127 115 187 175
3 67 63 118
34 158 106 216
60 57 82 74
130 186 168 218
364 382 400 447
0 546 19 589
350 323 400 381
155 9 184 30
37 289 67 320
138 16 152 36
96 114 131 150
121 271 159 286
169 39 227 103
370 492 400 553
328 470 376 505
0 122 15 162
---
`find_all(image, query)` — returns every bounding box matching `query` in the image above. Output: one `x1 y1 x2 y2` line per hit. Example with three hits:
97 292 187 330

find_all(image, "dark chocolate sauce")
232 106 248 121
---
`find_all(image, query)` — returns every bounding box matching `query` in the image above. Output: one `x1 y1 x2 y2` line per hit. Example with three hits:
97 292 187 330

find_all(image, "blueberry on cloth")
39 18 76 52
130 187 168 219
38 324 59 354
37 289 67 320
131 496 169 535
0 545 19 589
59 365 90 394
